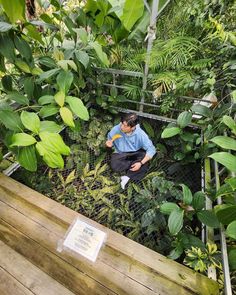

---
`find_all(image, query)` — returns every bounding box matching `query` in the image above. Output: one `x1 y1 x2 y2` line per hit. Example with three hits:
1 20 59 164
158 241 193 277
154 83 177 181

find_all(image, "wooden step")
0 173 219 295
0 241 74 295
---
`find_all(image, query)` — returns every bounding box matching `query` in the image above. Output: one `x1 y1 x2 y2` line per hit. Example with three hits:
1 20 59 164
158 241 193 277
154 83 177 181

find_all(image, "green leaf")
141 209 156 227
191 104 212 118
60 106 75 127
39 132 70 155
57 70 73 93
210 136 236 151
39 105 59 118
168 208 184 235
75 50 89 68
215 183 235 199
192 191 205 211
6 91 29 105
17 145 37 172
38 95 54 105
14 35 32 61
120 0 144 31
161 127 181 138
15 59 31 73
39 121 62 133
0 0 25 23
226 221 236 240
25 24 44 45
229 249 236 270
90 41 109 67
222 115 236 135
226 177 236 190
21 111 40 134
65 96 89 121
54 91 65 107
209 152 236 172
36 142 64 169
38 68 60 82
1 75 12 91
24 77 34 99
0 110 23 131
180 184 193 205
142 121 155 138
0 34 15 60
197 210 220 228
215 205 236 225
160 202 179 215
11 133 36 147
74 28 88 44
177 111 192 128
0 21 13 32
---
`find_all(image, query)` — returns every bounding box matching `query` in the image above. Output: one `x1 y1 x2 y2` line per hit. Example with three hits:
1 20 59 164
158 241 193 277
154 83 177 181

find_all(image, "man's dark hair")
121 113 139 127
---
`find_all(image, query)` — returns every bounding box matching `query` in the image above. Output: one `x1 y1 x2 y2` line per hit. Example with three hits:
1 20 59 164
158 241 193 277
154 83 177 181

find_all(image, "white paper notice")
63 219 106 262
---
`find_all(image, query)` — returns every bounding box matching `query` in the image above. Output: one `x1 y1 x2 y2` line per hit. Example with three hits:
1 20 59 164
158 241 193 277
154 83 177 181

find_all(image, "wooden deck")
0 173 219 295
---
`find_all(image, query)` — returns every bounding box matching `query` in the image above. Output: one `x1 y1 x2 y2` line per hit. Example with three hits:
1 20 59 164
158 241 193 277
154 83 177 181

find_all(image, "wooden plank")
0 191 191 295
0 174 219 295
0 241 75 295
0 267 33 295
0 201 171 295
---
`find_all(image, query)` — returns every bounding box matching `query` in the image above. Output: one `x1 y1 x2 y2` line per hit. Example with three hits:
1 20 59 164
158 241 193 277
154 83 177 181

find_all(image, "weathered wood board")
0 173 219 295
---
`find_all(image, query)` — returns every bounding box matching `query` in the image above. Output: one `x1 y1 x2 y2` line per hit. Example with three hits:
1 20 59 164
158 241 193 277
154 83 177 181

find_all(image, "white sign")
63 219 106 262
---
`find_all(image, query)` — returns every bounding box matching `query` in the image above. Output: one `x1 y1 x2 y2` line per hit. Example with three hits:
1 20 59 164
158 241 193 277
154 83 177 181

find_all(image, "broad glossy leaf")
215 205 236 225
161 127 181 138
0 34 15 60
14 35 32 61
177 111 192 128
6 91 29 105
24 77 34 99
226 177 236 190
120 0 144 31
15 60 31 73
209 152 236 172
74 28 88 44
197 210 220 228
60 106 75 127
168 208 184 235
39 56 57 68
191 104 212 118
192 191 205 210
75 50 89 68
54 91 65 107
39 121 62 133
25 24 44 45
90 41 109 67
0 21 13 32
141 209 155 227
38 148 64 169
0 0 25 23
226 221 236 239
0 110 23 131
222 115 236 135
11 133 36 147
21 111 40 134
57 70 73 93
66 96 89 121
38 68 60 82
17 145 37 172
210 136 236 151
229 249 236 270
215 183 234 199
38 95 54 105
39 132 70 155
1 75 12 91
39 105 59 118
160 202 179 215
180 184 192 205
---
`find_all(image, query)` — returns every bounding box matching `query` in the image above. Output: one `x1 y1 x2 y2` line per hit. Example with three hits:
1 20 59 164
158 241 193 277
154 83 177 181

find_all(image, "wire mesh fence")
12 114 202 255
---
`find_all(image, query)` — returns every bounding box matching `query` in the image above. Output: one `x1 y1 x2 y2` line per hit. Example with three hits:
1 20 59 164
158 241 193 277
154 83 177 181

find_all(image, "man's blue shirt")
108 123 156 158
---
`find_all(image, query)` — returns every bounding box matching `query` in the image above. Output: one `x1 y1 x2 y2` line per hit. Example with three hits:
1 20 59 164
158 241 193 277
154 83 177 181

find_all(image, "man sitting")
105 113 156 189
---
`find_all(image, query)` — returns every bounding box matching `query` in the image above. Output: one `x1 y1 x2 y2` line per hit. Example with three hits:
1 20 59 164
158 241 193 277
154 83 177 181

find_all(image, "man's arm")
130 154 151 171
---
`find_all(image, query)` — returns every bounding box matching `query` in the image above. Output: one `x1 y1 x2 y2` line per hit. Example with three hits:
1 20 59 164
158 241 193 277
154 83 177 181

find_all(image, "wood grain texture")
0 173 219 295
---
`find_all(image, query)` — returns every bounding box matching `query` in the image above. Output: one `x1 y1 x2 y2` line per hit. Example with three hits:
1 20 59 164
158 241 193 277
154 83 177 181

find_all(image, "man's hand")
130 162 142 171
105 140 113 148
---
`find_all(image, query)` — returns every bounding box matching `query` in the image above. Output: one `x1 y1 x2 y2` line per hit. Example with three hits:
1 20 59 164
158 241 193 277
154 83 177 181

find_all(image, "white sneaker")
120 176 130 189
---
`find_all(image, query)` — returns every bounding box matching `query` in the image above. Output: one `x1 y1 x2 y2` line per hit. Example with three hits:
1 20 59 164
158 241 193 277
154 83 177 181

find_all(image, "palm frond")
150 36 202 70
